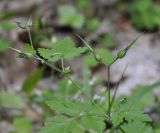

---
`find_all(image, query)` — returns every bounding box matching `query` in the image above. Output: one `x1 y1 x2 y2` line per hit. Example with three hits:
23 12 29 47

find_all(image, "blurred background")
0 0 160 133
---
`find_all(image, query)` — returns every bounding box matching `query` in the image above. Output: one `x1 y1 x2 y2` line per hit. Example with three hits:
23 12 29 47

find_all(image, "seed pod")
117 50 126 59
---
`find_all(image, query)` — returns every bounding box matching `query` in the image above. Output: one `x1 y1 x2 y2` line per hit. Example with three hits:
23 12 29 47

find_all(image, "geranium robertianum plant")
8 19 160 133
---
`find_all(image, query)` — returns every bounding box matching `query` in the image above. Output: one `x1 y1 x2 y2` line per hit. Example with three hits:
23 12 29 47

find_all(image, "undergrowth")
3 18 160 133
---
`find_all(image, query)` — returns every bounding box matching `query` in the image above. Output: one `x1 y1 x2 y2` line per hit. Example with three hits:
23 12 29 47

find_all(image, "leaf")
38 37 87 62
111 81 160 126
13 117 32 133
0 92 25 109
84 53 98 67
22 43 34 54
112 110 151 126
128 0 160 30
0 38 10 52
22 67 44 93
38 116 77 133
46 99 92 116
126 81 160 110
58 5 84 29
96 48 116 65
0 20 15 30
80 115 105 133
114 81 160 111
120 121 153 133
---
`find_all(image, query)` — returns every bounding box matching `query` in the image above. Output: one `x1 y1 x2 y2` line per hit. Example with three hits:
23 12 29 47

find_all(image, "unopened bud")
117 50 126 59
63 66 71 74
95 54 102 62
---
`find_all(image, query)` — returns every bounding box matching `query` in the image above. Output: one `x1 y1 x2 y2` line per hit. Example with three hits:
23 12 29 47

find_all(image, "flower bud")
117 50 126 59
63 66 71 74
95 54 102 62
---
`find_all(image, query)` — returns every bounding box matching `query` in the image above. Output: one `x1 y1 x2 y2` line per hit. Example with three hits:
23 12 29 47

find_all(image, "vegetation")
0 1 160 133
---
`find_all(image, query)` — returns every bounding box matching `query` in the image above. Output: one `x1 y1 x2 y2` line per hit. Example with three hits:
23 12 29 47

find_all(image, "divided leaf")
38 116 77 133
120 121 153 133
95 48 116 65
38 37 87 62
80 115 105 133
46 100 92 116
112 110 151 126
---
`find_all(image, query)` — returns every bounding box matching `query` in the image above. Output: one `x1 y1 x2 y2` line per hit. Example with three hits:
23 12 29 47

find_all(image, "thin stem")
109 57 118 66
66 75 109 120
107 65 111 120
25 25 109 120
61 58 64 72
119 126 126 133
27 28 35 53
110 64 128 109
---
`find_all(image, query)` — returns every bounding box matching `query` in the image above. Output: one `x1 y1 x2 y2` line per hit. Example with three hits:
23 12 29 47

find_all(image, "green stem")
110 64 128 109
61 58 64 72
119 126 126 133
107 65 111 120
26 26 109 120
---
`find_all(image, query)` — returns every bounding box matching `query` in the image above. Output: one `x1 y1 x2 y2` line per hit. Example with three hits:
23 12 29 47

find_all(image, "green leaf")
0 38 10 52
0 92 25 109
46 100 92 116
114 81 160 111
112 110 151 126
38 116 77 133
96 48 116 65
120 121 153 133
128 0 160 30
0 20 15 30
100 33 117 49
58 5 84 29
80 115 105 133
85 18 100 31
38 37 87 62
111 82 160 126
126 81 160 110
13 117 32 133
84 53 98 67
22 43 34 54
22 67 44 93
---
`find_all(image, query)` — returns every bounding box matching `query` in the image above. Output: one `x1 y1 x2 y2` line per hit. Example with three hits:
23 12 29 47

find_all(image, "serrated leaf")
13 117 32 133
22 43 34 54
46 100 92 116
38 37 87 62
114 81 160 112
22 67 44 93
38 116 77 133
58 5 84 29
0 92 25 109
120 121 153 133
80 115 105 133
64 47 87 60
112 110 151 126
125 81 160 110
95 48 116 65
